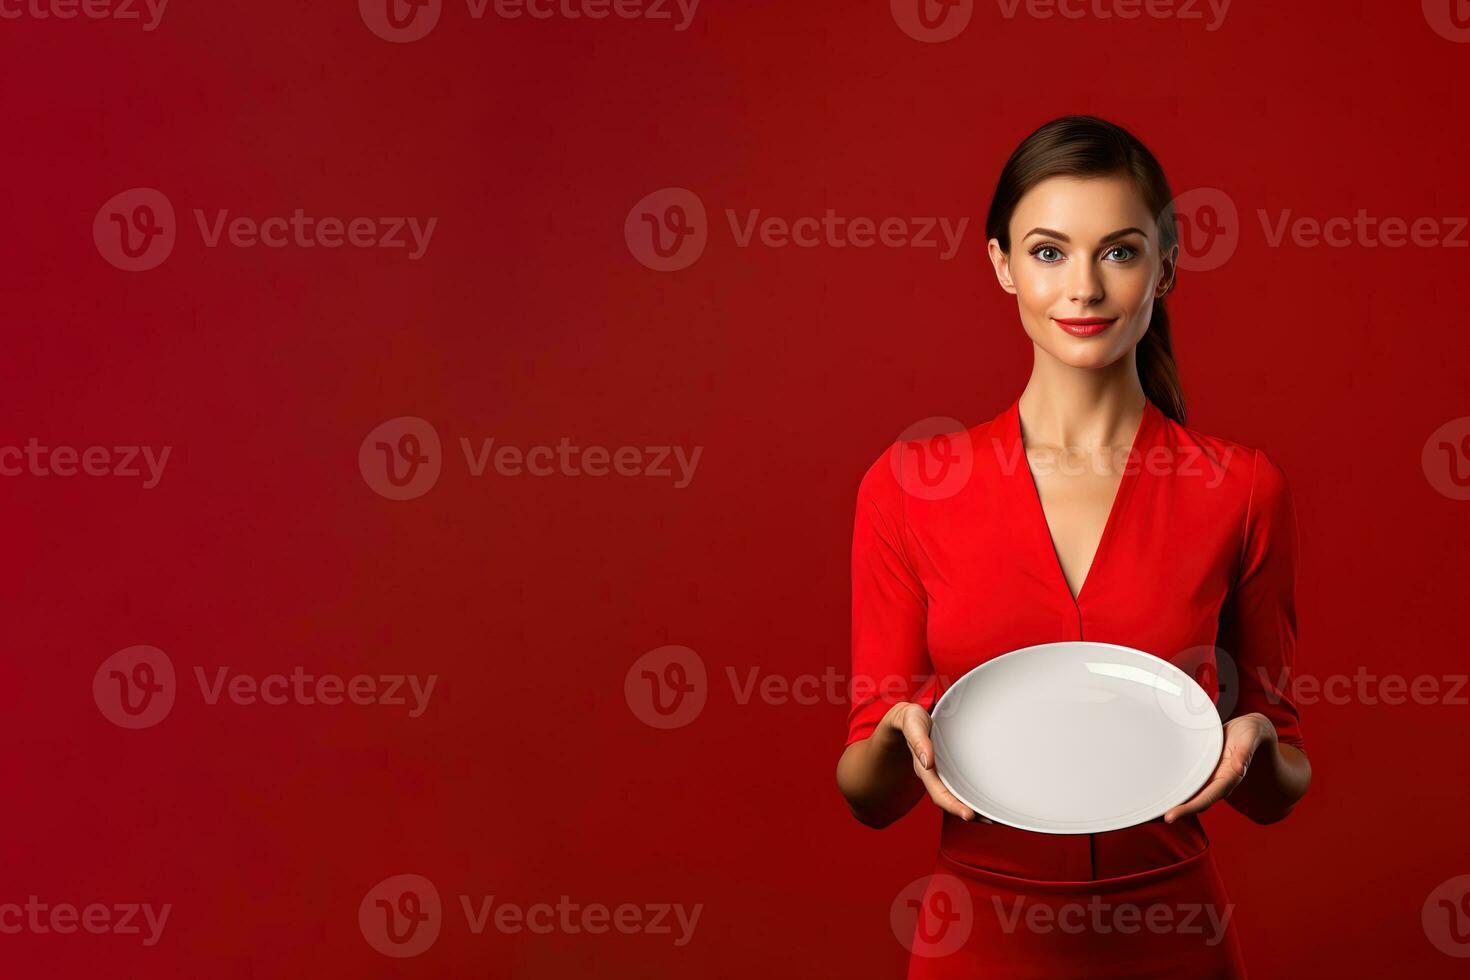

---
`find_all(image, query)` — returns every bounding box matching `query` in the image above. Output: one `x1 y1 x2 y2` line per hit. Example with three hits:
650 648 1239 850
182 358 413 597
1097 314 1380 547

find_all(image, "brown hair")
985 115 1186 425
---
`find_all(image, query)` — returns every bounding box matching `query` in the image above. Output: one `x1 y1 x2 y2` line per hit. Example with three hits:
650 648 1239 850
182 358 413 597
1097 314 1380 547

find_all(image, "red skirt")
902 846 1248 979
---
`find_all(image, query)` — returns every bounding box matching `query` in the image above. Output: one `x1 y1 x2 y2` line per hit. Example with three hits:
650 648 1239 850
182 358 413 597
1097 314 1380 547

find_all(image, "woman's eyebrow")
1022 226 1148 243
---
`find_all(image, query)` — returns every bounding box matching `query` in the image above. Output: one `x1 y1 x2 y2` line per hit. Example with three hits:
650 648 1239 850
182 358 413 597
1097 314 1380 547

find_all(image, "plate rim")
931 640 1225 835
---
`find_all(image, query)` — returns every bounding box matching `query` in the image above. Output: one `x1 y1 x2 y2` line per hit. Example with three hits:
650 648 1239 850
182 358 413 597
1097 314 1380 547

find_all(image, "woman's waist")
938 812 1210 885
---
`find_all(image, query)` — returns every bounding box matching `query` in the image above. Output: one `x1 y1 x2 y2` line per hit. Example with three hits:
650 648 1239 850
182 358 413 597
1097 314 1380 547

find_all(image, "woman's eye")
1032 245 1063 263
1105 244 1138 262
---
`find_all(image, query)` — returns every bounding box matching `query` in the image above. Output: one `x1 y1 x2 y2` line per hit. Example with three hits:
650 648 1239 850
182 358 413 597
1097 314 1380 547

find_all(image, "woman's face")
987 174 1177 371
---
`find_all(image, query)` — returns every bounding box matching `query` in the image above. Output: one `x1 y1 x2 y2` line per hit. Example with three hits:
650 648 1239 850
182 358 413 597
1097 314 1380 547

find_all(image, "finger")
1223 721 1260 769
1164 770 1241 823
1166 734 1256 823
911 760 978 821
899 705 936 770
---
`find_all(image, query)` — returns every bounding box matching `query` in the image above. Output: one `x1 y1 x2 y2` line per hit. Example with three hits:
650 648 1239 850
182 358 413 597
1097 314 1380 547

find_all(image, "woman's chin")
1039 341 1128 371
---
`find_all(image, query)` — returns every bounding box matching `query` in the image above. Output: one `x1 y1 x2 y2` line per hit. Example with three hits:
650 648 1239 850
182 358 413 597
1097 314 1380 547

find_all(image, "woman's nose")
1067 263 1104 305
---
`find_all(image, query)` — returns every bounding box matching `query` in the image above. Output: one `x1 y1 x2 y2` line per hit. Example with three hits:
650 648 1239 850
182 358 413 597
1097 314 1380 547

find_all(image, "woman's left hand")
1163 712 1276 824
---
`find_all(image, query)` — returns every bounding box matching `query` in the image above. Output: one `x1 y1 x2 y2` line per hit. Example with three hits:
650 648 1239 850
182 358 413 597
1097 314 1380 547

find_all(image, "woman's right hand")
881 701 991 823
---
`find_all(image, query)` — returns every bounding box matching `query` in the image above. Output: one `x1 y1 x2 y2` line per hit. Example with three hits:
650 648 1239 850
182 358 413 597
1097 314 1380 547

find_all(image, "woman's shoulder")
1155 409 1292 504
855 411 1008 509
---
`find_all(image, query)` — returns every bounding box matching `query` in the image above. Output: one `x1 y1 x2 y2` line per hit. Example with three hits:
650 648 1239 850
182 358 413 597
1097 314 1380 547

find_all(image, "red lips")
1053 317 1117 338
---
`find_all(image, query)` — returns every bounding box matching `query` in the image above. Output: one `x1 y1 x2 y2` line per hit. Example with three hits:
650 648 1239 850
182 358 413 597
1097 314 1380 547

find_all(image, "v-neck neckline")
1005 395 1157 609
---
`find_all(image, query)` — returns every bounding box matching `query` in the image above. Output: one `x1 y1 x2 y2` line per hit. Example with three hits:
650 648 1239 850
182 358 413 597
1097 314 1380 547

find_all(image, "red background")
4 1 1469 976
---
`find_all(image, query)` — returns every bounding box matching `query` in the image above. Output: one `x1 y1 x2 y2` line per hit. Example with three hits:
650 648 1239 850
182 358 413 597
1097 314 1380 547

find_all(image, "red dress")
847 394 1307 979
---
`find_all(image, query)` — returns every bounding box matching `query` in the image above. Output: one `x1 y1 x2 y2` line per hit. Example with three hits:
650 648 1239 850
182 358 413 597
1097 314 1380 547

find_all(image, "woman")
835 116 1312 979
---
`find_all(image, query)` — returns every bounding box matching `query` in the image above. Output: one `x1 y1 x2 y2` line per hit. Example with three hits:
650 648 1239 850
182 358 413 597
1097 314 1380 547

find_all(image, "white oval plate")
931 641 1223 835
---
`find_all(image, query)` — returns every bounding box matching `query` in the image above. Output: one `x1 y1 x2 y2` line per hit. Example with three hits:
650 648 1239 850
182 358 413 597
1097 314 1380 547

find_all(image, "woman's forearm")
1225 719 1311 825
836 721 926 829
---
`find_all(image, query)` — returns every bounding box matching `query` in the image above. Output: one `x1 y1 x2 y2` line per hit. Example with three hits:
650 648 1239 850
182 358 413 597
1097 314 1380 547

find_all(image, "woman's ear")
987 239 1017 295
1156 243 1180 298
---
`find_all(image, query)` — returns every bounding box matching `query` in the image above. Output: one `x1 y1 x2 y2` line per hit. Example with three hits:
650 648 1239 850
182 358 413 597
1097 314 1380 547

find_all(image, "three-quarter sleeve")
845 446 939 747
1217 449 1307 753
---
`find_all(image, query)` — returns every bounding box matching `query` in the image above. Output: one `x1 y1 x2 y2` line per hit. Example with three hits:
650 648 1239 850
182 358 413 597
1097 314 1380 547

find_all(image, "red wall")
4 1 1469 976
